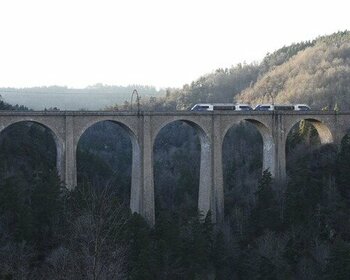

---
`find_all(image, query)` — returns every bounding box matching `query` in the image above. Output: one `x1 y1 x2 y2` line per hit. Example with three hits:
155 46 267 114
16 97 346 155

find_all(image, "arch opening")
337 130 350 199
283 121 340 246
0 121 64 246
222 120 265 219
0 121 58 180
76 120 135 206
286 119 334 176
153 120 209 221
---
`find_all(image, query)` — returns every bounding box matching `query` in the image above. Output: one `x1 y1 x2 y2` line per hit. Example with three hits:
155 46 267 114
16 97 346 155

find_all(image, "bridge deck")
0 110 348 116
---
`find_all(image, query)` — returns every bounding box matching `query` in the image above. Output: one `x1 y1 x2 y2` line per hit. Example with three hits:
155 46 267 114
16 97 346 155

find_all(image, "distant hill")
0 84 165 110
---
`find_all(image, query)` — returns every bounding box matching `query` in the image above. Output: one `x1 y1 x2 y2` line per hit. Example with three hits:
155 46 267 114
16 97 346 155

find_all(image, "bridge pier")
212 116 224 224
274 136 287 186
140 115 155 225
272 114 287 186
56 138 65 186
129 136 143 217
198 134 213 220
261 128 277 178
65 116 77 189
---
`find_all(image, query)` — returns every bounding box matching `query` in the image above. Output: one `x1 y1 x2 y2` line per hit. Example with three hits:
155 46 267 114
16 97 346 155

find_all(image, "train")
190 103 311 111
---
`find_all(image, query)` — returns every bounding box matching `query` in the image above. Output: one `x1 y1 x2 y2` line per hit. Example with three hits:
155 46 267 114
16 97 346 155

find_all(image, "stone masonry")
0 110 348 225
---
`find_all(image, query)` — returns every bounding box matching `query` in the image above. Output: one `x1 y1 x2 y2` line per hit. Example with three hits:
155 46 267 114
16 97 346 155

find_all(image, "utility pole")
131 89 141 115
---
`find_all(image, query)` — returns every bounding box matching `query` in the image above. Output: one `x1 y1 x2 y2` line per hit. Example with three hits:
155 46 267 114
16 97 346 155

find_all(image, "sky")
0 0 349 89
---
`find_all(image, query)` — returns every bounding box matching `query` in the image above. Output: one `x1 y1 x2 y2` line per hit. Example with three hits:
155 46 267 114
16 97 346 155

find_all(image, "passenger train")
190 103 252 111
190 103 311 111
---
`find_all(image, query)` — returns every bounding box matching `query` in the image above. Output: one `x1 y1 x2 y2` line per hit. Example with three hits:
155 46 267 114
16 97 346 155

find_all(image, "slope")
236 31 350 110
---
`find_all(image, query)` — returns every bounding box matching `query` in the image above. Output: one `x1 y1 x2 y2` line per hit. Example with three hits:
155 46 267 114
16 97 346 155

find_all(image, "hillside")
237 31 350 109
153 31 350 111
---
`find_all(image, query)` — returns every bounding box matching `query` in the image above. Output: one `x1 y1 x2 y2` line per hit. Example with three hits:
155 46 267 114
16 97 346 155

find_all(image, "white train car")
190 103 311 112
190 103 253 111
254 104 311 111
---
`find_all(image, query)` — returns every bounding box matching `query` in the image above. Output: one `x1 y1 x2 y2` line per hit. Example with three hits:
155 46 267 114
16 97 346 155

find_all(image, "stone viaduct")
0 110 349 225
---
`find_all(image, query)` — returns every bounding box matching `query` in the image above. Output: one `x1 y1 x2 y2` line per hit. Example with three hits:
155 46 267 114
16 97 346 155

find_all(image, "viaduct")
0 110 349 225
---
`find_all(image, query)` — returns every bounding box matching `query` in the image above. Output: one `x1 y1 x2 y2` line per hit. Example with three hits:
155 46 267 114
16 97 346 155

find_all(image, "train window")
295 105 311 111
213 105 235 110
274 105 294 111
238 105 252 110
191 105 210 111
255 105 272 110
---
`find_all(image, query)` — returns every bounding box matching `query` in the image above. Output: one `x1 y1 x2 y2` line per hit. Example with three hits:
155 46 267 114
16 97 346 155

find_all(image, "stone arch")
152 117 210 148
286 118 334 144
152 118 212 218
76 119 142 214
0 120 64 180
75 118 139 146
222 118 275 176
285 117 335 179
245 119 275 175
0 120 63 148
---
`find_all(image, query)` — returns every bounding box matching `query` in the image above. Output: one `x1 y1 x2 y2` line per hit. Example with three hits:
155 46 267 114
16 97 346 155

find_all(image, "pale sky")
0 0 349 89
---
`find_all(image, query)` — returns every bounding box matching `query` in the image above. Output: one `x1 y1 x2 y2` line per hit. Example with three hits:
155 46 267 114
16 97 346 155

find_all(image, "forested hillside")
145 31 350 111
237 31 350 110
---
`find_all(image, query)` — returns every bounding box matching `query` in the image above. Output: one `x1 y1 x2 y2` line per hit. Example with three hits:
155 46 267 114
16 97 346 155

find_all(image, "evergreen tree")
249 170 280 237
336 134 350 201
258 256 277 280
324 239 350 280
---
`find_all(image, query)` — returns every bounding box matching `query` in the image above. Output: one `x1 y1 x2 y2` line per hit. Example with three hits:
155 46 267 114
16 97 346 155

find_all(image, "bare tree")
41 183 129 280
